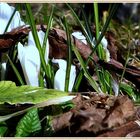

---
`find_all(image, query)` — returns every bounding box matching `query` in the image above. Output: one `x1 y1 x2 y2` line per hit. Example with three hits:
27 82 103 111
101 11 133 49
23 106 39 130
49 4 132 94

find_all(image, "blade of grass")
73 71 83 92
39 66 44 87
39 5 54 87
6 54 25 85
72 44 100 93
63 17 73 92
120 39 131 83
90 4 119 55
119 37 131 95
80 4 93 40
67 4 118 91
25 3 53 88
94 3 105 60
67 3 94 91
42 5 54 56
66 3 94 49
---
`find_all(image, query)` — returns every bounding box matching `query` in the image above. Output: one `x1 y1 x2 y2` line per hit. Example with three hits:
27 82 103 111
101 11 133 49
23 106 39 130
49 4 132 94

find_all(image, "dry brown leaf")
50 94 135 136
0 39 14 51
0 26 30 52
106 31 118 60
103 96 135 128
98 121 140 137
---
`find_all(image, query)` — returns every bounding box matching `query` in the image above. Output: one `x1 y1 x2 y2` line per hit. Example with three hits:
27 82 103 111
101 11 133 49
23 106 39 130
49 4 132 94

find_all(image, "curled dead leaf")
50 94 135 136
0 39 14 51
0 26 30 52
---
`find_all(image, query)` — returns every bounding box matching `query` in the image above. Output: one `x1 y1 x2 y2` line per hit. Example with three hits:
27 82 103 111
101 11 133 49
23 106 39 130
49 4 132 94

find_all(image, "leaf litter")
1 24 140 137
49 93 140 137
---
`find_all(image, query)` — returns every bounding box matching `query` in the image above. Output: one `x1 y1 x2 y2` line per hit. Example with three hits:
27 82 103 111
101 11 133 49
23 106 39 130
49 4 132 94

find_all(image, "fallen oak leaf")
106 31 118 60
50 94 135 136
2 25 30 42
0 39 14 51
0 25 30 52
48 29 68 59
102 95 135 129
98 120 140 137
41 25 98 62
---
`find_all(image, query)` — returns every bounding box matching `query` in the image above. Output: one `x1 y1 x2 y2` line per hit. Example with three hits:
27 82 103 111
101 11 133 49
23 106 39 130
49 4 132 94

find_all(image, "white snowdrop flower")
92 32 110 62
72 31 87 45
0 2 25 80
100 32 110 62
18 31 49 86
72 31 110 62
100 35 108 49
1 62 6 80
0 2 24 34
52 59 76 92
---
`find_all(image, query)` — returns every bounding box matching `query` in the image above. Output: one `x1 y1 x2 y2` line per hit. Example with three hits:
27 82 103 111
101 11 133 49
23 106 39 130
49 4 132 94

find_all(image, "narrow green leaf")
86 4 119 65
66 3 93 49
80 5 93 40
39 6 54 87
25 3 53 88
73 71 84 92
73 45 100 93
6 54 25 85
63 17 72 92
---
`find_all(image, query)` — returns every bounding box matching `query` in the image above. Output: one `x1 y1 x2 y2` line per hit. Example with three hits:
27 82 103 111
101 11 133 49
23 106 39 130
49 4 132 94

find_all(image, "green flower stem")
42 6 54 56
73 71 83 92
25 4 53 88
73 45 100 93
120 31 131 84
66 4 94 49
63 17 72 92
39 6 54 87
80 5 93 40
94 3 104 60
6 54 25 85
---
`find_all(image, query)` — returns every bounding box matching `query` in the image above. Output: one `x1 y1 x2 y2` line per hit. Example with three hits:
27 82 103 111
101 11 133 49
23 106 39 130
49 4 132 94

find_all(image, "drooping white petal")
72 31 87 45
72 31 110 62
18 30 49 86
52 59 76 92
0 2 25 34
1 62 6 80
27 30 49 64
0 3 25 80
92 32 110 62
0 2 13 33
10 10 25 29
100 33 110 62
38 31 49 63
18 41 40 86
